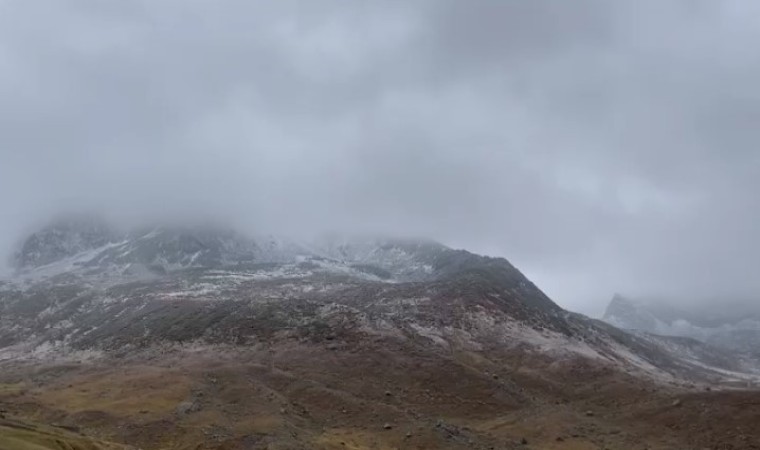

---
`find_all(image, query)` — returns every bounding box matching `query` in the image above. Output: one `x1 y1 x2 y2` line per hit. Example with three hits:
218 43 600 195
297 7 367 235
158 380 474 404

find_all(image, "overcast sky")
2 0 760 314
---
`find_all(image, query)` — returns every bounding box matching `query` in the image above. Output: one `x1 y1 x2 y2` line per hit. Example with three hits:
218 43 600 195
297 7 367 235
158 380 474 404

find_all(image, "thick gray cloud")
1 0 760 314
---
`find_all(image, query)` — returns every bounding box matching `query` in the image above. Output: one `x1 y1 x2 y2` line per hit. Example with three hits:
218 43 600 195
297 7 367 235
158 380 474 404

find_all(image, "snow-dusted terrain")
604 294 760 371
1 216 758 386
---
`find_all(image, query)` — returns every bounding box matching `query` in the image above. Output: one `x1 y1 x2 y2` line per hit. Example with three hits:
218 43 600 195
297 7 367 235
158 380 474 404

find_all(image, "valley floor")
0 341 759 450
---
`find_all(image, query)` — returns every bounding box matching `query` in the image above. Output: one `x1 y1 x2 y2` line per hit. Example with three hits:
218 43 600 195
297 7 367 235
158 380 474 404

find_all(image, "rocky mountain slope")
1 216 759 449
2 217 747 381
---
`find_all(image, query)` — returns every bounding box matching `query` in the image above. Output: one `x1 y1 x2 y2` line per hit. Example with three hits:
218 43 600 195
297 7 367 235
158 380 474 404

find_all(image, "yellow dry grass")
312 428 401 450
38 366 193 417
0 420 131 450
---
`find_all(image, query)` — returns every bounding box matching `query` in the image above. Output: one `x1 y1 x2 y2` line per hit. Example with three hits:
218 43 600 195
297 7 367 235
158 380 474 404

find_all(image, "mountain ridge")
2 216 760 448
2 216 755 382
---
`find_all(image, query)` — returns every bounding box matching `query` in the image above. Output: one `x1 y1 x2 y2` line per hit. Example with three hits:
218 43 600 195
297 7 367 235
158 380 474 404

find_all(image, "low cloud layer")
2 0 760 314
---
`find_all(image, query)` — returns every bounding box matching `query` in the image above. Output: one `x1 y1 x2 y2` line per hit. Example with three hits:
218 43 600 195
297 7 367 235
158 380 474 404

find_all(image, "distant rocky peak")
604 293 638 316
602 294 661 333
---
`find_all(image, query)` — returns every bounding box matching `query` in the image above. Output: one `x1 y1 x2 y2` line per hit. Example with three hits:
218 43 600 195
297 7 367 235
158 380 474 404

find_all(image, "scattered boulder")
383 423 392 430
176 400 200 415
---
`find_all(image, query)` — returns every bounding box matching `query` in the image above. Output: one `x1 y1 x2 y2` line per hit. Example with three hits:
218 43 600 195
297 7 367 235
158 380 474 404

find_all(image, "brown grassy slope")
0 417 131 450
0 340 759 449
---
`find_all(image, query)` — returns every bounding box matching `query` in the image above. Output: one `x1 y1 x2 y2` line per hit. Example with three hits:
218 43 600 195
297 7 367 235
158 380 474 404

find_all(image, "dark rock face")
86 227 262 270
12 218 301 276
12 215 119 270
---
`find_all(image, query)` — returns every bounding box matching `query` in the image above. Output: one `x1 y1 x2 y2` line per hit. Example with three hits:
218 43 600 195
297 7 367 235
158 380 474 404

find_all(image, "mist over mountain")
3 1 760 447
3 213 756 382
4 1 760 314
2 214 760 448
603 294 760 360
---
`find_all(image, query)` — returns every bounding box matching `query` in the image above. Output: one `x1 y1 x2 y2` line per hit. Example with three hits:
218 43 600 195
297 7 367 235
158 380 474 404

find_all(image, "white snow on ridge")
13 240 129 280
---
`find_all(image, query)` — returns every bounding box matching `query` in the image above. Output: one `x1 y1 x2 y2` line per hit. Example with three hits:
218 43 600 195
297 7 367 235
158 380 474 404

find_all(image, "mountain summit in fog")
4 0 760 447
2 215 760 447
